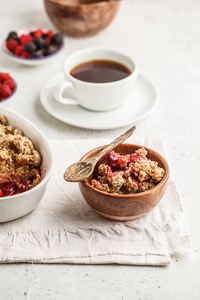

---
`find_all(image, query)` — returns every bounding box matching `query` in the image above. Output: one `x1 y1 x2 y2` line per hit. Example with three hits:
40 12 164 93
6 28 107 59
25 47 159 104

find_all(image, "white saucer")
40 72 157 130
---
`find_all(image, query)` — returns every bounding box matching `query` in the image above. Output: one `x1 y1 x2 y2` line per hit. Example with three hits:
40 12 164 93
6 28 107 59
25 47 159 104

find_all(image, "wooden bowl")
44 0 120 37
79 143 170 221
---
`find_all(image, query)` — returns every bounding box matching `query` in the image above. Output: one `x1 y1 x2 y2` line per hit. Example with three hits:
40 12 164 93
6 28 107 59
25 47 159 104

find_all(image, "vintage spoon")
64 125 136 182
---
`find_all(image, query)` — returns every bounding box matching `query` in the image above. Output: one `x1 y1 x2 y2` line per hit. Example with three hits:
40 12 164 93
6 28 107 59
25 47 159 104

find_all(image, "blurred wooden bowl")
44 0 120 37
78 143 170 221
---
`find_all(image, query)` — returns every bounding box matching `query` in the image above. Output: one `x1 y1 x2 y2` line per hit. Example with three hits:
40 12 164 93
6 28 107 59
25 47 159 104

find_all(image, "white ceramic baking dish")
0 106 53 222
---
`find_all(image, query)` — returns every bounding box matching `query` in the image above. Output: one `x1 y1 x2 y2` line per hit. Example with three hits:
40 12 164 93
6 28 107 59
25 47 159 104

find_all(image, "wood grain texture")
44 0 120 37
78 143 170 221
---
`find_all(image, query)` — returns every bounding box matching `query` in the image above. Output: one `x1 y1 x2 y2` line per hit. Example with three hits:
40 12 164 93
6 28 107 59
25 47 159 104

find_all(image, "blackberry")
24 42 36 54
32 49 44 58
45 45 59 56
51 33 63 46
33 37 46 49
42 33 47 39
30 31 35 37
7 31 18 41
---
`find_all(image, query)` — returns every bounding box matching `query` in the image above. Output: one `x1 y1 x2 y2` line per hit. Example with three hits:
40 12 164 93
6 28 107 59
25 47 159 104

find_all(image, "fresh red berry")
6 39 18 52
21 51 31 58
33 29 43 37
47 30 53 38
14 45 24 56
0 73 11 82
4 79 15 91
20 34 33 45
45 37 51 46
0 84 12 98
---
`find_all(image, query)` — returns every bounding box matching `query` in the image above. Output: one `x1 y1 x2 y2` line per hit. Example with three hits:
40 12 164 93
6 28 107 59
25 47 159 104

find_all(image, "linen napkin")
0 139 190 266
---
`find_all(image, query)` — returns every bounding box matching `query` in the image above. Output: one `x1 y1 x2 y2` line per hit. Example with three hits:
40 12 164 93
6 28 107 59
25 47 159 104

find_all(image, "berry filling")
0 178 34 197
106 150 119 168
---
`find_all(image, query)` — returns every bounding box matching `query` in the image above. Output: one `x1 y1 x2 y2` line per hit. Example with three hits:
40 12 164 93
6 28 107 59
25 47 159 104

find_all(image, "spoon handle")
88 125 136 164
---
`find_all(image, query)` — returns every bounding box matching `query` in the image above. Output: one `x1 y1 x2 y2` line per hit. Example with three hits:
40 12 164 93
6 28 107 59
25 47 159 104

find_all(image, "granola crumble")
0 115 44 197
91 148 165 194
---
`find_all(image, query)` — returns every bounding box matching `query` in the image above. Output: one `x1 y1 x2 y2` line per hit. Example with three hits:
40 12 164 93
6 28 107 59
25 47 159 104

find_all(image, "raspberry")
33 29 43 37
6 31 18 41
20 34 33 45
4 79 15 91
21 51 31 58
45 45 58 56
0 84 12 98
6 39 18 52
0 73 11 82
24 42 36 54
45 37 51 46
47 30 53 38
51 33 63 46
14 45 24 56
33 37 46 49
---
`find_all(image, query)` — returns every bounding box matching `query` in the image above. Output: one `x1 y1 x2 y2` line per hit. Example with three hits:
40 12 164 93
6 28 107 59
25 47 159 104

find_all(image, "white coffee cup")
54 48 138 112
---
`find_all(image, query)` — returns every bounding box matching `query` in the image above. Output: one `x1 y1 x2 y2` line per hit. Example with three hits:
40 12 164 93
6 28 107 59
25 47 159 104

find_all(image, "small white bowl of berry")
0 72 17 103
2 28 64 66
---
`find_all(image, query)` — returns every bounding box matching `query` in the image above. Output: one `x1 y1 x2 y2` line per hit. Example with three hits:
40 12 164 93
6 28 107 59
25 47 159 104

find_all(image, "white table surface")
0 0 200 299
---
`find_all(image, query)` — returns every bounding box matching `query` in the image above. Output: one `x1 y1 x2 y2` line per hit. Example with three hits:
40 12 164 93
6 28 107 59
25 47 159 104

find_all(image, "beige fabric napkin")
0 139 190 266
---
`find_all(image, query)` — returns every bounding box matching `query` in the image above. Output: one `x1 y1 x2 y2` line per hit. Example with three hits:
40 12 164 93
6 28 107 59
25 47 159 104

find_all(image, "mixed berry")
5 29 63 59
91 148 165 194
0 73 16 101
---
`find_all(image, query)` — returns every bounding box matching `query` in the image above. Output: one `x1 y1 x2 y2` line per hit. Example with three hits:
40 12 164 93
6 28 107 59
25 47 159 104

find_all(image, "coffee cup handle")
54 81 78 105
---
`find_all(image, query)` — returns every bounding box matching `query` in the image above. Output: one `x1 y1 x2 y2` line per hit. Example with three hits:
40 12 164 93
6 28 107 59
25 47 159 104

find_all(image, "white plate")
2 29 64 66
40 72 157 130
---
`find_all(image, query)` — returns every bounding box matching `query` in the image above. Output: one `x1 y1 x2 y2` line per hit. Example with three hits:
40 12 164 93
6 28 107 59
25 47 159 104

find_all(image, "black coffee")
70 59 131 83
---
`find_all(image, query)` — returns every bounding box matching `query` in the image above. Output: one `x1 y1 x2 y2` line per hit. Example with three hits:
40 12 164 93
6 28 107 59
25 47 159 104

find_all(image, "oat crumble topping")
91 148 165 194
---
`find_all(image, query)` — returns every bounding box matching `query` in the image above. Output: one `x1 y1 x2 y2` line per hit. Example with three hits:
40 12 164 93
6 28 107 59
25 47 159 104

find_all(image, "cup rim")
64 47 138 86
